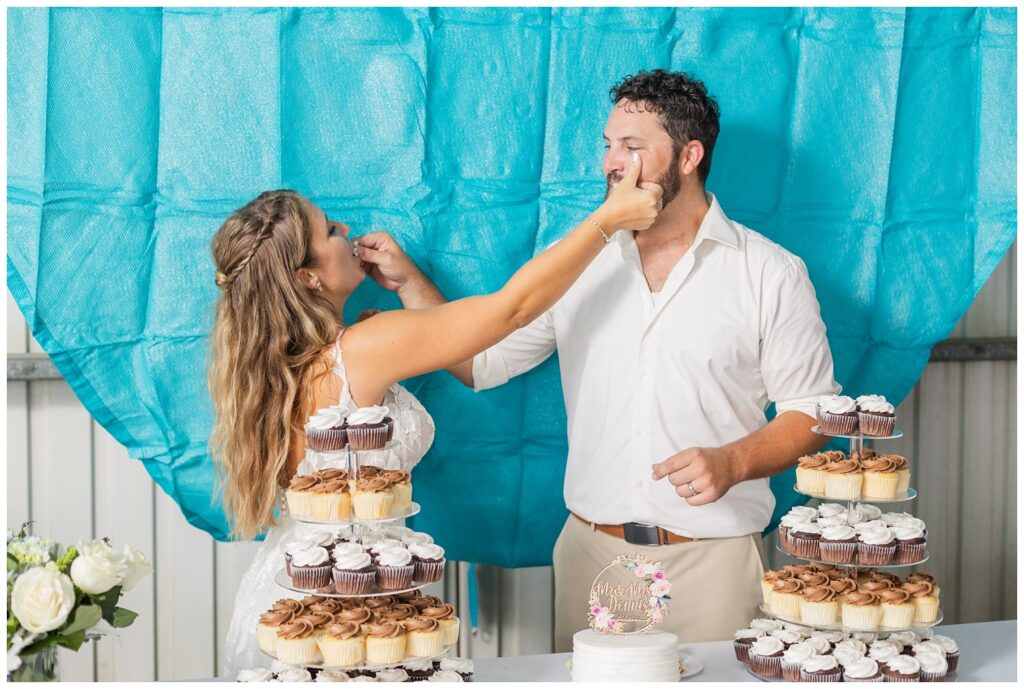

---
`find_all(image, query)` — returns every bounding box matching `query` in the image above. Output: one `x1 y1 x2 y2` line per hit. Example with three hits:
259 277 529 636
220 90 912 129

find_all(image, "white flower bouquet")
6 523 152 681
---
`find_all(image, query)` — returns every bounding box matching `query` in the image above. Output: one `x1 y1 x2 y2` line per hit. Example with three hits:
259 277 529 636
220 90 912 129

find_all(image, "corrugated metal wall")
6 242 1015 679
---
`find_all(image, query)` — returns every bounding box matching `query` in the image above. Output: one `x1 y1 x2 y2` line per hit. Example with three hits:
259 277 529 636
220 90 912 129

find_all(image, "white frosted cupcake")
332 551 377 595
276 666 314 682
237 668 275 682
409 543 446 583
375 546 415 590
817 395 859 435
930 634 960 672
819 524 859 564
779 511 814 553
867 639 902 665
345 405 391 450
428 670 464 682
305 405 348 451
376 668 410 683
856 394 896 437
781 641 818 681
882 654 921 682
857 525 897 566
832 645 865 669
915 650 948 682
289 546 333 590
800 653 842 682
734 628 765 664
749 636 785 678
843 656 883 682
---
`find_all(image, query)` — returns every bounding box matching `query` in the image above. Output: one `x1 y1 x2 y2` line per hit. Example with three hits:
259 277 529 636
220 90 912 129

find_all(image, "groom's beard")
605 151 682 207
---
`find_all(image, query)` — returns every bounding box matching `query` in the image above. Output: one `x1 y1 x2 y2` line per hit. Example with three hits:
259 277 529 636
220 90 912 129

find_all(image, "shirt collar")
614 191 739 253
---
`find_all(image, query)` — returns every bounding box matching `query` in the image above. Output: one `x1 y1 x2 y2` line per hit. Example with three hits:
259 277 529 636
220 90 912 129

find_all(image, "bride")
209 159 661 674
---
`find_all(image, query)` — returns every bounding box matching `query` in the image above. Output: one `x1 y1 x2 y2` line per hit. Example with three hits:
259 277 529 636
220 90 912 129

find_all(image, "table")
472 620 1016 682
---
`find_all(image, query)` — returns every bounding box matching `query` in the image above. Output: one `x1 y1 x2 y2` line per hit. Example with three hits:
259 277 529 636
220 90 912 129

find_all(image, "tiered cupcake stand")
266 442 456 672
748 427 954 681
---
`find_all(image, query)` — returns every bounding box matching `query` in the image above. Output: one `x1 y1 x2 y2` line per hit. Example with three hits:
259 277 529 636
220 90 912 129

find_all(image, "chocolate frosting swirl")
289 475 319 491
861 457 899 473
358 466 383 479
310 481 334 494
829 578 858 596
322 478 350 493
878 588 911 604
818 450 848 463
850 448 878 462
763 570 784 582
798 572 830 587
845 591 879 607
782 565 808 577
802 586 837 603
883 454 908 469
310 600 343 615
906 572 936 585
412 595 443 611
404 616 440 633
773 578 804 595
901 581 935 598
382 603 418 622
421 604 456 621
364 596 396 611
394 590 422 602
798 454 828 469
277 619 316 639
300 595 325 607
259 609 294 625
299 611 335 628
272 599 304 613
324 621 362 640
356 477 390 493
338 607 373 625
825 459 861 474
870 571 902 585
804 563 832 573
316 468 348 481
381 470 411 485
366 621 403 639
861 580 895 593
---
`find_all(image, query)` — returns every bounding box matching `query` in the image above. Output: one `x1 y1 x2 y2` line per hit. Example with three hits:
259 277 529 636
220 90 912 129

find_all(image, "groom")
357 69 839 647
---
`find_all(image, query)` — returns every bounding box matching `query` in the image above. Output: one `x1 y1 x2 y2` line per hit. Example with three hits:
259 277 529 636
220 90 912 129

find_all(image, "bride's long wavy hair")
208 190 339 539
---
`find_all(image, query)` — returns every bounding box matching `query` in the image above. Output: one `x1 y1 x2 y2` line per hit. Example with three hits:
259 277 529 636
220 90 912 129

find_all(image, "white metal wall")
5 241 1015 680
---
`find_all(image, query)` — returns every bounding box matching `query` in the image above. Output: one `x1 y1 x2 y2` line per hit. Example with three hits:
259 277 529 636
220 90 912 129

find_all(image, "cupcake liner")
760 582 774 609
285 490 313 519
858 412 895 437
799 600 839 626
407 630 444 658
733 641 752 665
790 535 821 560
319 636 365 667
391 483 413 510
439 618 460 646
801 669 842 682
307 427 348 452
824 473 864 500
347 425 389 450
771 594 802 621
353 492 395 520
912 596 940 624
896 470 912 494
881 670 920 682
311 493 352 522
366 635 407 665
795 467 827 494
843 672 884 682
842 604 882 631
920 670 948 682
946 652 959 673
333 567 378 595
377 563 415 590
750 654 783 678
291 563 334 590
778 526 793 553
862 472 899 500
896 541 927 565
820 540 858 564
857 542 896 566
275 637 321 665
880 602 916 629
781 660 802 682
414 559 445 584
257 624 278 655
817 410 858 436
284 553 294 577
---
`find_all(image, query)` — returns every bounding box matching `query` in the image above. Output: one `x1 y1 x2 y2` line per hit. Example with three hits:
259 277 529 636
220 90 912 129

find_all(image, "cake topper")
586 553 672 635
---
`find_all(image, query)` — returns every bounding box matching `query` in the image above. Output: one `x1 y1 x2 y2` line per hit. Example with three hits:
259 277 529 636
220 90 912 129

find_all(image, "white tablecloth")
472 620 1016 682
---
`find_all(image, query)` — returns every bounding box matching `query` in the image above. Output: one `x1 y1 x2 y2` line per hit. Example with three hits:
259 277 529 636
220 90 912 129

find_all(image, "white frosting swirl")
788 506 820 521
237 668 274 682
348 676 376 682
853 520 888 534
734 627 764 640
750 636 785 656
332 551 373 571
810 631 845 644
382 526 414 539
749 618 784 632
816 515 850 529
803 637 832 655
306 406 347 431
439 657 474 673
276 667 313 682
832 646 864 667
817 503 848 518
916 628 935 641
401 532 434 547
290 546 330 568
375 547 413 567
884 655 921 675
770 629 803 645
858 527 895 545
844 657 880 679
857 504 883 520
376 668 409 683
836 638 867 655
369 539 406 554
780 513 814 529
912 641 947 656
887 631 919 648
892 524 925 541
915 651 948 674
801 654 839 672
346 405 390 426
868 640 901 661
881 512 914 525
357 532 386 546
409 543 445 561
791 522 821 536
782 641 817 664
930 635 959 653
821 525 857 541
402 657 436 672
852 632 878 644
331 542 367 558
294 528 337 548
315 669 351 682
819 395 856 414
857 395 894 413
427 670 464 682
898 517 927 532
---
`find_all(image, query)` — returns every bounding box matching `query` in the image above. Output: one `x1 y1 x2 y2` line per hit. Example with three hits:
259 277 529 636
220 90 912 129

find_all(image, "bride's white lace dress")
222 336 436 676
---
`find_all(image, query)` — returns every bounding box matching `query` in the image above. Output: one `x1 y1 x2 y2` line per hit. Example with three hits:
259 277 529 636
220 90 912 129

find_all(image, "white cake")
570 629 681 682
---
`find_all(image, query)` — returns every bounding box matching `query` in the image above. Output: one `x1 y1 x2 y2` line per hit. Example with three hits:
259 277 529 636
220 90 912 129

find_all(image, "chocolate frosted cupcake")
823 456 864 500
275 619 321 665
309 478 352 522
365 621 407 665
893 524 927 564
760 570 784 609
381 602 418 625
257 608 294 655
305 405 348 451
733 627 764 664
375 546 415 590
800 654 842 682
337 606 375 635
346 406 392 450
885 453 911 493
405 615 444 657
779 508 816 553
795 452 831 494
819 525 859 564
861 455 900 500
799 586 839 626
748 636 785 678
788 522 823 560
878 588 915 629
409 543 446 583
906 571 941 599
828 576 858 600
285 474 320 519
353 477 395 520
816 395 859 435
843 656 883 682
332 551 377 595
857 526 897 566
421 604 460 646
770 578 805 620
882 655 921 682
289 546 333 591
842 591 882 631
381 470 413 510
856 394 896 437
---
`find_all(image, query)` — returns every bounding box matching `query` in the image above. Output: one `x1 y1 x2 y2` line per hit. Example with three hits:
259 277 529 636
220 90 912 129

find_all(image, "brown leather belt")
572 512 694 545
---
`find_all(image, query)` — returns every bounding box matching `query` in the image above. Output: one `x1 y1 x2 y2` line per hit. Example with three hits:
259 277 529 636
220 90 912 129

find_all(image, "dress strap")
331 328 353 407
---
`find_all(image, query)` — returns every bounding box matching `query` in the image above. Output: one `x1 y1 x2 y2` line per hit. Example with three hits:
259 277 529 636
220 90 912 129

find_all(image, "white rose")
11 565 75 634
70 540 128 594
119 545 152 592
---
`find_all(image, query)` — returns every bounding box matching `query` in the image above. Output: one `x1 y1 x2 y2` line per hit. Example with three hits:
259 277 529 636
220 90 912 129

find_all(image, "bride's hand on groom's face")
356 231 421 293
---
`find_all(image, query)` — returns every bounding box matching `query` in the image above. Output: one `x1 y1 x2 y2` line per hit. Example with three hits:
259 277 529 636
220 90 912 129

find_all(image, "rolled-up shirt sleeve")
761 257 841 419
472 308 557 391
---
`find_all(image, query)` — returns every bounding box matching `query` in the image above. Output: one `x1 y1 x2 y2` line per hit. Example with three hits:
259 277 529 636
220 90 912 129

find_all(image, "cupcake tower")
257 405 459 672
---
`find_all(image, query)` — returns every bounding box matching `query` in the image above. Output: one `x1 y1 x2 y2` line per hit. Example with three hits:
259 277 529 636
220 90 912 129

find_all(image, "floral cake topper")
586 553 672 635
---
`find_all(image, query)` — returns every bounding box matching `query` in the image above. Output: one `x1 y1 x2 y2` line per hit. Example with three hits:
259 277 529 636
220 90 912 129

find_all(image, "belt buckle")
622 522 661 545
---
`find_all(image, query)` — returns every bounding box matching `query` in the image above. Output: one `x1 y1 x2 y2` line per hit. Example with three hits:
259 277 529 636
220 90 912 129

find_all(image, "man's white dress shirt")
472 194 840 538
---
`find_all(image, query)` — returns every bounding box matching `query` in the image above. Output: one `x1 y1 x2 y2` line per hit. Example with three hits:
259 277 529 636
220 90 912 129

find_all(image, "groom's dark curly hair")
610 69 720 182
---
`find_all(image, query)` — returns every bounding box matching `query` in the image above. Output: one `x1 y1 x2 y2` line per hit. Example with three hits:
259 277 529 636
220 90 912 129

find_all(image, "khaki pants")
553 514 766 652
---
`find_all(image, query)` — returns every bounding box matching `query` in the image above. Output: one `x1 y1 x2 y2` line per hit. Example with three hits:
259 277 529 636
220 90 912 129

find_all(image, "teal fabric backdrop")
7 7 1016 567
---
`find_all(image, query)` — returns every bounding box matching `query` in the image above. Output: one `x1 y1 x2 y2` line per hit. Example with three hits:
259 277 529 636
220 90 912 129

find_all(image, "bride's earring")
313 278 324 293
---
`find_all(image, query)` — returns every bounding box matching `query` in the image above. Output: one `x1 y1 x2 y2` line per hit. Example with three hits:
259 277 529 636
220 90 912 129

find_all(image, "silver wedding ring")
687 481 699 497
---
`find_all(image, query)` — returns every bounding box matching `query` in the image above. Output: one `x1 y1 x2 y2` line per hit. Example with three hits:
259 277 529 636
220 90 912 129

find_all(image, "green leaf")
22 634 62 655
89 585 122 621
7 552 19 573
110 607 139 628
56 629 88 652
61 604 102 636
